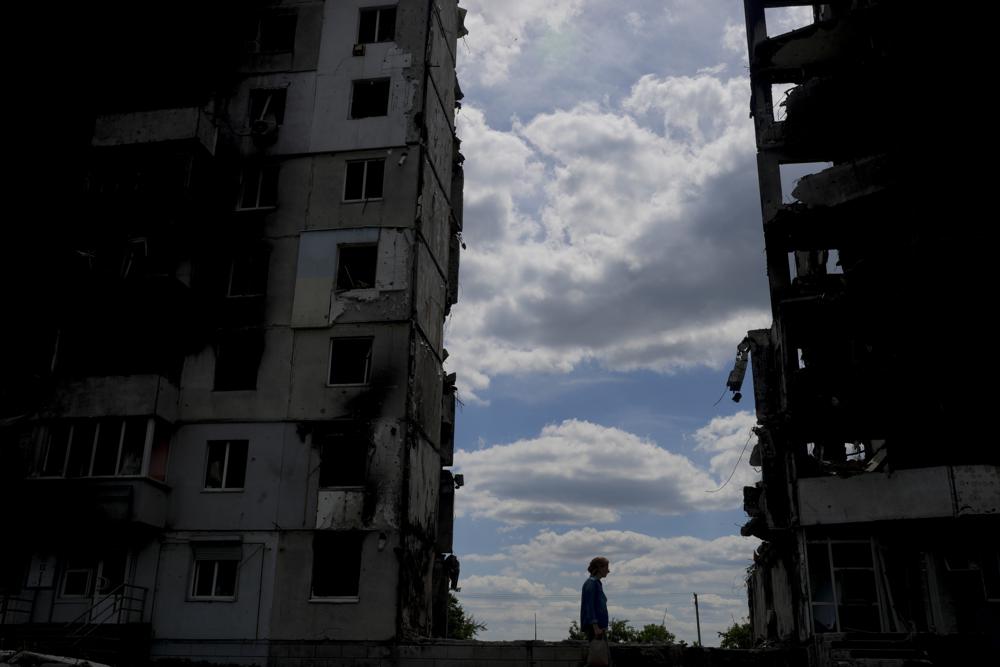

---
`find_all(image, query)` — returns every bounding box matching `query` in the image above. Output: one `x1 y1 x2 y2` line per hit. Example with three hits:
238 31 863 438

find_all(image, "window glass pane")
205 441 227 489
66 422 96 477
812 604 836 633
808 543 834 603
118 417 146 475
832 542 873 568
344 162 365 200
43 424 71 476
92 420 122 476
377 8 397 42
337 244 378 290
358 9 378 43
328 338 373 385
224 441 248 489
214 560 238 597
193 561 214 597
364 160 384 198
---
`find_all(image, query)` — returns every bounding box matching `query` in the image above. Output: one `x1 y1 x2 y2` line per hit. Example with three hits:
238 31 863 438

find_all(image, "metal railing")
64 583 148 643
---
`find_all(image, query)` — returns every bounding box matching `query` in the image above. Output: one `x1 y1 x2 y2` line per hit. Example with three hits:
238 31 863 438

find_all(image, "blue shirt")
580 576 608 629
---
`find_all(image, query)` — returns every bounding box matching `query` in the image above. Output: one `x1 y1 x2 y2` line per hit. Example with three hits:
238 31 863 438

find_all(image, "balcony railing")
0 591 36 624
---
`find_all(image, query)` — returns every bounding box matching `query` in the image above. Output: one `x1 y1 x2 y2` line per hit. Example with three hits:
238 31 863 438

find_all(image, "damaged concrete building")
0 0 465 663
731 1 999 665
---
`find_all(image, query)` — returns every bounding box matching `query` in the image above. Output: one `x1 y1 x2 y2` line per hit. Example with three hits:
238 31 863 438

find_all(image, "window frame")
342 159 385 203
38 419 152 479
806 537 886 634
310 532 364 602
248 88 287 126
327 337 374 387
203 440 249 491
335 243 379 292
59 561 95 598
190 558 239 601
235 163 279 212
357 6 397 45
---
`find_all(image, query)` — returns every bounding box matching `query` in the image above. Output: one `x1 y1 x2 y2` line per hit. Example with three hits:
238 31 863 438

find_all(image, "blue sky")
443 0 814 643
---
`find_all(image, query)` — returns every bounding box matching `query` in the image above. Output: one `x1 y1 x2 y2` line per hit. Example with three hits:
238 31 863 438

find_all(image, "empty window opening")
764 6 814 37
249 88 287 125
779 162 834 204
358 6 396 44
771 83 796 121
256 12 297 53
351 79 390 119
213 331 265 391
328 337 374 385
204 440 249 490
228 248 270 297
317 423 368 487
40 418 151 478
237 163 279 210
191 559 238 600
336 244 378 291
343 159 385 202
311 532 364 598
826 249 844 275
808 539 881 633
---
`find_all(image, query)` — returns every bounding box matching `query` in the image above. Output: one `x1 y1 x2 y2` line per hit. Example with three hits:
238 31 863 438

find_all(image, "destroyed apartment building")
729 1 999 665
0 0 466 664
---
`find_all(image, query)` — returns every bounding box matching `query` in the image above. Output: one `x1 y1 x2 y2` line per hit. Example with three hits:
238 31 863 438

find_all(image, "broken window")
311 532 364 598
808 539 882 633
317 423 368 487
40 418 150 478
343 159 384 202
228 247 270 297
336 244 378 291
328 337 373 385
191 558 239 600
204 440 249 490
213 330 265 391
350 79 390 118
358 6 396 44
236 163 279 210
248 88 287 125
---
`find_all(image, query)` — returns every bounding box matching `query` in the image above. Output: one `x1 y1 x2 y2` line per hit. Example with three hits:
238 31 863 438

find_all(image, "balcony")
23 477 170 531
92 107 218 156
797 465 1000 526
40 374 179 423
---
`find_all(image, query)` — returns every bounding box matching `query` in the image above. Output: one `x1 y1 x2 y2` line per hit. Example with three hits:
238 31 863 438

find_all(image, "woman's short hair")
588 557 609 575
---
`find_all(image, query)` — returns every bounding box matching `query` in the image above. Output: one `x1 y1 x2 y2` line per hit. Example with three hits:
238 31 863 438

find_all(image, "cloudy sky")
444 0 813 644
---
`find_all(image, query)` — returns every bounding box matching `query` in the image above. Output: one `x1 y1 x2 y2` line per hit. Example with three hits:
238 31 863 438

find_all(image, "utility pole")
534 612 537 640
693 593 702 646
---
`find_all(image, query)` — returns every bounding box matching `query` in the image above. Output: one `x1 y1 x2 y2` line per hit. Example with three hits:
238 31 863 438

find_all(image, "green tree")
718 620 753 649
447 593 486 639
569 619 679 644
636 623 677 644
